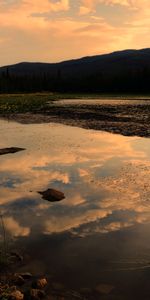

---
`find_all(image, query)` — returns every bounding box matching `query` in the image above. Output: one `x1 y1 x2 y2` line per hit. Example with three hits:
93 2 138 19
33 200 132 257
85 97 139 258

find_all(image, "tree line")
0 66 150 94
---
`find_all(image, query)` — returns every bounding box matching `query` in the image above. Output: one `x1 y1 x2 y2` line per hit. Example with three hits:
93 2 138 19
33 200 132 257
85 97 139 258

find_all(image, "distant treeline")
0 65 150 94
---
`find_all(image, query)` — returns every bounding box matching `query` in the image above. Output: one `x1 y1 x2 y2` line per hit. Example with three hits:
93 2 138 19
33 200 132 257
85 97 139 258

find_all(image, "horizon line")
1 47 149 68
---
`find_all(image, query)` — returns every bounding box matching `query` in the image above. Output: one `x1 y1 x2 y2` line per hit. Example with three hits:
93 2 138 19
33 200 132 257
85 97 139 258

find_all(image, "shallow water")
0 119 150 299
57 98 150 106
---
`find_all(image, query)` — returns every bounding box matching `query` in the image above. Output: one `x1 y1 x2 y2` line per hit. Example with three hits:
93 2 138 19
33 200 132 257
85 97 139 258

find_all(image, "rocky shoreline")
1 101 150 137
0 249 115 300
0 270 115 300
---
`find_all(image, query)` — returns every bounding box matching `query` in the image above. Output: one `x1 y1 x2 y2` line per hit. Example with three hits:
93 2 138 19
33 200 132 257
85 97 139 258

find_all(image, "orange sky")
0 0 150 66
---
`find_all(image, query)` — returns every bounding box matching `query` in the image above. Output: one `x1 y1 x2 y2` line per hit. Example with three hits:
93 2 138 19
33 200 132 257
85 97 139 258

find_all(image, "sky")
0 0 150 66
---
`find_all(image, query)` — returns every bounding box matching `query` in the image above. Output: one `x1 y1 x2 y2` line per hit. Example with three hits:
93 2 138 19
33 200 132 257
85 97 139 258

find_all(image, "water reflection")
0 119 150 296
0 120 149 235
58 98 150 106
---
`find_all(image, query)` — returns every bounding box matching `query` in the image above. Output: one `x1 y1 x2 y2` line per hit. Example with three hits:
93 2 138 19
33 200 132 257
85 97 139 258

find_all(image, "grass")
1 92 150 114
0 92 93 114
0 93 54 114
0 92 96 114
0 286 10 300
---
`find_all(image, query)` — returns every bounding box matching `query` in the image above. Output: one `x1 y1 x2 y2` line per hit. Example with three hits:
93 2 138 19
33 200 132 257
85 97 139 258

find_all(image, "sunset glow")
0 0 150 65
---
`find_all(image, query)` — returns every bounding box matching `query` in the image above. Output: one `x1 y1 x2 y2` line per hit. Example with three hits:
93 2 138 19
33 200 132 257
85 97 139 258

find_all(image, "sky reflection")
0 119 150 241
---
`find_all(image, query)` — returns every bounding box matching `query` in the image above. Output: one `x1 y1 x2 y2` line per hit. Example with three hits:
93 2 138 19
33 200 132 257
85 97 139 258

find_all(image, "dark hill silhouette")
1 48 150 93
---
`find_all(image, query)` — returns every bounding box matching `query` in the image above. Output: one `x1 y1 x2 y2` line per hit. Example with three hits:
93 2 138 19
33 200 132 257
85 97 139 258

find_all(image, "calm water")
0 119 150 299
57 98 150 106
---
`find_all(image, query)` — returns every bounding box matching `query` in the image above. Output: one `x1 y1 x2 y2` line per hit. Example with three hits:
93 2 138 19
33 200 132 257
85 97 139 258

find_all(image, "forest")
1 66 150 94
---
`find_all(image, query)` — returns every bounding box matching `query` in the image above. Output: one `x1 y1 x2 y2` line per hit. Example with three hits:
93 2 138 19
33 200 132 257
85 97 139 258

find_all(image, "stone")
0 147 25 156
32 278 47 289
12 274 25 286
19 272 33 280
36 278 47 289
30 289 45 299
10 290 24 300
38 189 65 202
9 286 17 292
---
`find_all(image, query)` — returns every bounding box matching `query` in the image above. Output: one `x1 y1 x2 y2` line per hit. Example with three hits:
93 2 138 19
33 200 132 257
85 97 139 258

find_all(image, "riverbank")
1 98 150 137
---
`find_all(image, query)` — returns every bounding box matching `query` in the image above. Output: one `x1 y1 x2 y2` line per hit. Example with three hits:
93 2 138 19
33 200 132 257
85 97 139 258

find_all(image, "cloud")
4 216 30 237
62 193 86 206
0 0 70 13
79 0 137 15
0 0 149 65
1 120 150 238
44 209 110 234
79 0 126 15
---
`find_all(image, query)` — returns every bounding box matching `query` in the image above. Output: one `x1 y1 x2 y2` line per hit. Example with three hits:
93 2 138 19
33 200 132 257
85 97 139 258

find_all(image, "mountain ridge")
1 48 150 93
1 48 150 69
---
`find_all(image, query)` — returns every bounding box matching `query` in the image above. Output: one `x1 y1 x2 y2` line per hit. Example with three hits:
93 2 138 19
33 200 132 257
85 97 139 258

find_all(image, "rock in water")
30 289 45 299
38 188 65 202
32 278 47 289
12 274 25 286
10 290 24 300
19 272 33 280
0 147 25 156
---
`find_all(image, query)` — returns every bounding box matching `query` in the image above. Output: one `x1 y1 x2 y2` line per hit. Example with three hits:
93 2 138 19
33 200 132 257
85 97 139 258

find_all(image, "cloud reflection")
4 216 30 237
0 120 150 239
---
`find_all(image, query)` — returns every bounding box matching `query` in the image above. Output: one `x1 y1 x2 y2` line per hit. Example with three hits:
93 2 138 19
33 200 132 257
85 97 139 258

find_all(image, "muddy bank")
1 101 150 137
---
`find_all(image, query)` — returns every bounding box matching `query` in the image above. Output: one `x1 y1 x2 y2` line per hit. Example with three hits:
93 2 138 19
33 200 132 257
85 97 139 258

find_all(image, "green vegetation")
1 93 150 114
0 93 54 114
0 93 101 114
0 93 108 114
0 285 10 300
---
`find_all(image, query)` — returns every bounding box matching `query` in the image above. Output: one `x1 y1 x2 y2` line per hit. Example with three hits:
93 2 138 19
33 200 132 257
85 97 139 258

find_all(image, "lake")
0 118 150 299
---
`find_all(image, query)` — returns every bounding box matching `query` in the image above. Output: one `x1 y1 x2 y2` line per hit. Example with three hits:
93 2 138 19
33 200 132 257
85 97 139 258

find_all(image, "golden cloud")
4 216 30 237
0 0 150 64
1 120 150 238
